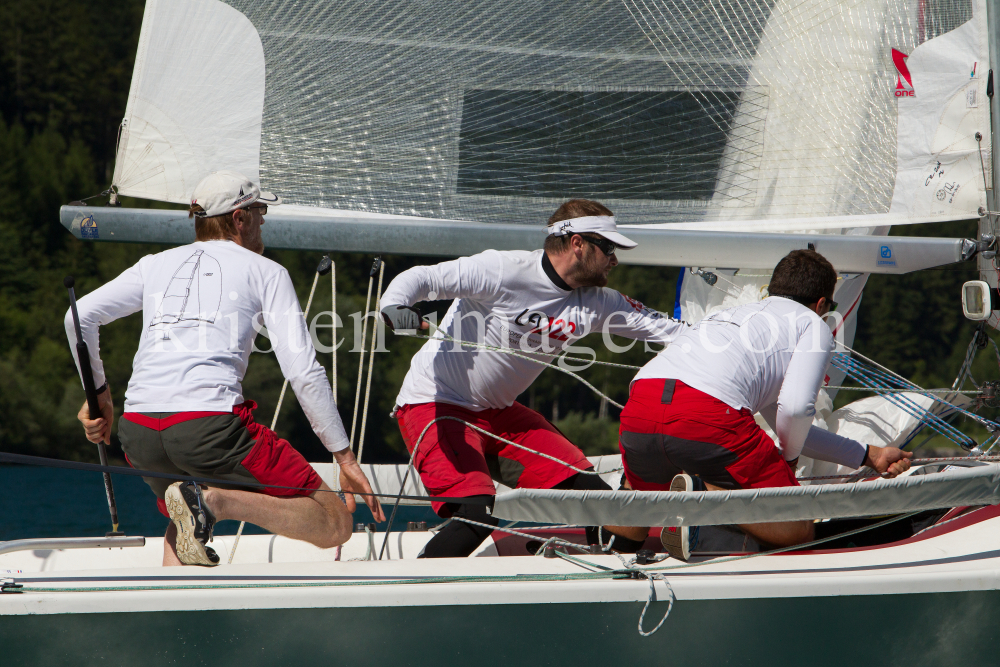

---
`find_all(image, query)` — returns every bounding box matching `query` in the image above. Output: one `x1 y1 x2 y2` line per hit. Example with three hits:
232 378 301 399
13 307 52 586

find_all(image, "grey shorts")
118 402 323 515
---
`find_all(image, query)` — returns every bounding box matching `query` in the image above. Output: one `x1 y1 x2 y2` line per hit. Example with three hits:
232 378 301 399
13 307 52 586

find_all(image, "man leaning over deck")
616 249 913 561
67 170 384 567
379 199 688 558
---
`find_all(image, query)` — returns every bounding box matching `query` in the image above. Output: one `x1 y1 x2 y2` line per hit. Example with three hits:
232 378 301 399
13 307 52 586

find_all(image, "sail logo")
892 49 914 97
877 244 897 267
147 249 222 340
80 215 99 239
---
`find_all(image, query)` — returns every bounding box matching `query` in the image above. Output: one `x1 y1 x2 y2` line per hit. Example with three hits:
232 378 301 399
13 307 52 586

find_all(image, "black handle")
65 275 123 536
77 341 102 420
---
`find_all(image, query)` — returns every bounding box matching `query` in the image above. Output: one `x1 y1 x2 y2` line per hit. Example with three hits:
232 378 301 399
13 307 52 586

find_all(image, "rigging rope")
331 260 337 406
357 260 385 464
851 352 998 433
830 354 977 449
830 339 1000 451
378 414 624 561
398 330 631 407
349 258 379 450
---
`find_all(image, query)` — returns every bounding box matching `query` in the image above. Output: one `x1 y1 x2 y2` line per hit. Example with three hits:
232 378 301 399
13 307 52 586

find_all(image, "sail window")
456 90 744 201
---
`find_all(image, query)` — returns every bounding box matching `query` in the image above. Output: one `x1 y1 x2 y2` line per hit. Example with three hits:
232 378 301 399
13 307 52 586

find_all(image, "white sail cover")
114 0 990 229
493 463 1000 526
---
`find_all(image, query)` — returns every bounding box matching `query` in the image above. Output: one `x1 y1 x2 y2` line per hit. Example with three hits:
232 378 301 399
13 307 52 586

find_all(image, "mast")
980 0 1000 310
988 0 1000 209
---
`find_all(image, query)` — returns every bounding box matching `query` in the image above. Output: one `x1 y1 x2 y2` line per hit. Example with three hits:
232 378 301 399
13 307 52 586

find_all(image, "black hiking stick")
65 276 123 536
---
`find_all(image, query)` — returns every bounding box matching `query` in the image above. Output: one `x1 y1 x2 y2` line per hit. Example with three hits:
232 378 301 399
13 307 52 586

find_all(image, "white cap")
190 170 281 217
546 215 637 249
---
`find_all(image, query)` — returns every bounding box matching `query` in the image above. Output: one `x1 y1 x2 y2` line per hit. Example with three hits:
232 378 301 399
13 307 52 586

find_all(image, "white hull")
3 506 999 665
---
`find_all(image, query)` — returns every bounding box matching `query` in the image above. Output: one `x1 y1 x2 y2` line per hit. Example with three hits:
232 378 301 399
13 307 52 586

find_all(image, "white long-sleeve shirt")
633 296 866 468
382 249 687 411
65 240 349 452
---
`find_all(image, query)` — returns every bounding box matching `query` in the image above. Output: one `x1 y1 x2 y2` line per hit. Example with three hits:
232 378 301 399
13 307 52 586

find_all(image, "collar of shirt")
541 251 572 291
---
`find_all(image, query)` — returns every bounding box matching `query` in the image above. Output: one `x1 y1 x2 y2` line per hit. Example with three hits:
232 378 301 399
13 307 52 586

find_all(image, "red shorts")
619 379 798 491
120 400 323 517
396 401 593 516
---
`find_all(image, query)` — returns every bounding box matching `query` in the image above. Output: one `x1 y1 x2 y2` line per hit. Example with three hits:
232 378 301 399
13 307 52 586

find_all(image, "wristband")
94 383 108 396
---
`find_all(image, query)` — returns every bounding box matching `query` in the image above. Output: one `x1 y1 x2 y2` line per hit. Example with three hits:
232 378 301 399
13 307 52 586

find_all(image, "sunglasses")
245 203 268 215
577 234 617 257
827 299 838 312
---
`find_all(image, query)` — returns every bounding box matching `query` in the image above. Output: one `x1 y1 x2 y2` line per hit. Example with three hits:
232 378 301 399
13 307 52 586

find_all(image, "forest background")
1 0 996 467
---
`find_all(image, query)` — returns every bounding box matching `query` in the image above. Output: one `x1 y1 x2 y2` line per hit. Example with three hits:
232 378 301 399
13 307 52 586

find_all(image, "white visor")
546 215 637 249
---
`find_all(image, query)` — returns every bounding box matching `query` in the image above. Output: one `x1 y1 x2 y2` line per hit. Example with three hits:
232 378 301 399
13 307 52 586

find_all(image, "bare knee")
309 486 353 548
309 505 353 549
774 521 814 548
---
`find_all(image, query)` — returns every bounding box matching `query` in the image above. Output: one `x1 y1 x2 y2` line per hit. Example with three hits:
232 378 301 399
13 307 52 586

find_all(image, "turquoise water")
0 465 438 541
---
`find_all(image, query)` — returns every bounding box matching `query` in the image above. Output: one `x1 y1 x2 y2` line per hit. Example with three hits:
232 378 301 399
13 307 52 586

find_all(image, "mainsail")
112 0 991 227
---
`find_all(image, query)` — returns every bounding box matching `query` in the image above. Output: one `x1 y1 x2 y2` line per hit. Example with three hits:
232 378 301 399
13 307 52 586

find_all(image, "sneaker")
660 474 701 561
165 482 218 566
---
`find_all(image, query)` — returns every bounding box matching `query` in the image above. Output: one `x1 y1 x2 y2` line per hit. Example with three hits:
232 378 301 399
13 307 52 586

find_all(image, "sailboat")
6 0 1000 662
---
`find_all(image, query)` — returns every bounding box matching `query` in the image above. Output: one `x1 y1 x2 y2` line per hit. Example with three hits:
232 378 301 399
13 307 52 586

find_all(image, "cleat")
661 474 701 561
165 482 218 567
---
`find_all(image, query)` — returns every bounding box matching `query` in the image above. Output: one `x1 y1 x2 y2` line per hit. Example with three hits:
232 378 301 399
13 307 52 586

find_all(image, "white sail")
112 0 266 203
110 0 990 228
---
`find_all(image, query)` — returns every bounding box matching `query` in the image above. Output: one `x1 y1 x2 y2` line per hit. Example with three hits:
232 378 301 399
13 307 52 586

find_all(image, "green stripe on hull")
5 591 999 665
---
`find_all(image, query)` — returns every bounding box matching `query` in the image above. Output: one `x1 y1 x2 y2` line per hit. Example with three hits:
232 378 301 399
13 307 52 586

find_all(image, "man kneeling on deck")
616 249 912 561
68 170 383 566
380 199 687 557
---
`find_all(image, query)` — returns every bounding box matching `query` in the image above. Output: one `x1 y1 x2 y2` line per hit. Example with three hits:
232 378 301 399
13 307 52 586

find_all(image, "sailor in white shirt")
380 199 687 557
618 249 912 560
71 171 384 566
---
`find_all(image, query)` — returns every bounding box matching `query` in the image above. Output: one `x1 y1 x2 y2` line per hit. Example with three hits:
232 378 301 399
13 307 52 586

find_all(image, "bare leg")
735 519 814 547
163 522 183 567
704 482 814 547
598 478 814 549
202 481 352 549
605 525 650 541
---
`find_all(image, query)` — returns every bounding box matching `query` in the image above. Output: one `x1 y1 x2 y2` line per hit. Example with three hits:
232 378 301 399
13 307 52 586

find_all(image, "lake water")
0 464 439 541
